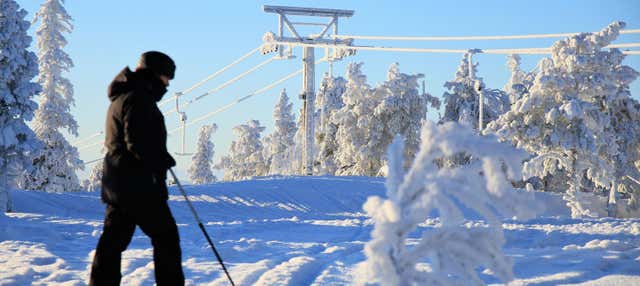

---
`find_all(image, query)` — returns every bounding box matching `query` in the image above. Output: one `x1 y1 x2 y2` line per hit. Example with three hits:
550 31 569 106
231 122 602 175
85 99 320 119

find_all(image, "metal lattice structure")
263 5 355 175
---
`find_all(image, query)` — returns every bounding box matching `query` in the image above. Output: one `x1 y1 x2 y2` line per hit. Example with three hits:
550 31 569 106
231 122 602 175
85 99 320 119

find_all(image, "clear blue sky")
16 0 640 180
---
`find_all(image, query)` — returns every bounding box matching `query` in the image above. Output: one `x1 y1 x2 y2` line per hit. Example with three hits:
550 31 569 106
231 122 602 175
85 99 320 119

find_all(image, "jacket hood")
108 67 134 102
108 67 168 102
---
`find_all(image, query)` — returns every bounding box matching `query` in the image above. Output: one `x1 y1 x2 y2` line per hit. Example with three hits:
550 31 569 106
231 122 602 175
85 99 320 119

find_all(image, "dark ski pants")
89 200 184 286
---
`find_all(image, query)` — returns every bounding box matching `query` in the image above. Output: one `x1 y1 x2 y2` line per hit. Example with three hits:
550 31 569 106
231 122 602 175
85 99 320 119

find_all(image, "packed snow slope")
1 176 639 285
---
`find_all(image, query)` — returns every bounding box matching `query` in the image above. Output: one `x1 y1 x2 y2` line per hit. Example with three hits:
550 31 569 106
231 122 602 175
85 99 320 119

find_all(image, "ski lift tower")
262 5 355 175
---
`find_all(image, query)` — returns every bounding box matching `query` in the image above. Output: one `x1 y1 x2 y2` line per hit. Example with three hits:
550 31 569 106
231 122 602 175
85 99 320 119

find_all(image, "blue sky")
16 0 640 179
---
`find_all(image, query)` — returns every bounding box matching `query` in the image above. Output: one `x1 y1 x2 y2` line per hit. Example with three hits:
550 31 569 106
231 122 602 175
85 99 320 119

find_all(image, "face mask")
150 80 168 102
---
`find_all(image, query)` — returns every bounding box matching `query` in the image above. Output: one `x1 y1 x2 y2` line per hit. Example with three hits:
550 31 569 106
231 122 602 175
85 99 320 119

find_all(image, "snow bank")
1 176 639 285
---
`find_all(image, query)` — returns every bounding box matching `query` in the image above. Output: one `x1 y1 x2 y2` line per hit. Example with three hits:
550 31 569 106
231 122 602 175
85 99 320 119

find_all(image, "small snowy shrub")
359 122 542 286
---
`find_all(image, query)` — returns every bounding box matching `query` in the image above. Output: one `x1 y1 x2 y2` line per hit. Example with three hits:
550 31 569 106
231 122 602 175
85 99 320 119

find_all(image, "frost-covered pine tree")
266 89 297 175
331 62 383 176
358 122 541 286
610 97 640 212
440 50 510 129
372 63 430 172
188 124 217 184
261 134 274 174
504 54 535 105
0 0 42 211
285 107 306 175
331 63 432 176
421 80 442 118
82 157 103 192
216 120 267 181
22 0 83 193
314 73 346 175
486 22 639 218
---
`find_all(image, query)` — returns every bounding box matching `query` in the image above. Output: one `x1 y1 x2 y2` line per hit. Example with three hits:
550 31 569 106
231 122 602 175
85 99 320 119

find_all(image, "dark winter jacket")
101 67 176 205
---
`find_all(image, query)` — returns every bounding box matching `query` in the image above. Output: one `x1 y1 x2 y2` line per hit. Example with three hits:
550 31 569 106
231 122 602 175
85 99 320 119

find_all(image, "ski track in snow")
1 176 639 285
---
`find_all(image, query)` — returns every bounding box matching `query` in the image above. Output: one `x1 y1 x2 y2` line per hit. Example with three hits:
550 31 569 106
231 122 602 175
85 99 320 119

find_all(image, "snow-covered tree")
188 124 217 184
315 73 346 131
82 158 103 192
22 0 83 193
504 54 535 104
486 22 639 218
607 96 640 214
330 63 433 176
421 80 442 118
283 106 308 175
265 89 297 175
440 51 510 129
635 147 640 173
216 120 267 181
331 62 382 176
0 0 42 212
372 63 431 172
359 122 541 286
314 73 346 175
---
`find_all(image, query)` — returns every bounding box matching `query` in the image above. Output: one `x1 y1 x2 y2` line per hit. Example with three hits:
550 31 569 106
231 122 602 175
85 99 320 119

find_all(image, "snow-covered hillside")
1 176 639 285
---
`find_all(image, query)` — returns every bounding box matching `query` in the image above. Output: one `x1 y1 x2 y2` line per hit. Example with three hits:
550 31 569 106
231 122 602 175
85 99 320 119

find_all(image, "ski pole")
169 168 236 286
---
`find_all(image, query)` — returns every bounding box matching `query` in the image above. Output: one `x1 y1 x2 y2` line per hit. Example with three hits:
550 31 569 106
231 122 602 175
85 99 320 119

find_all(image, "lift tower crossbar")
263 5 355 175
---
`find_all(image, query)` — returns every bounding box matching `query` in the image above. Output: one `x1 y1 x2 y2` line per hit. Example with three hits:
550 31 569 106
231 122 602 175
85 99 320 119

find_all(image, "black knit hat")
137 51 176 79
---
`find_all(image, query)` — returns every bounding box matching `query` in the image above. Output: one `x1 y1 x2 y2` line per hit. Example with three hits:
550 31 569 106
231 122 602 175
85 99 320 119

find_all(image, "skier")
90 51 184 285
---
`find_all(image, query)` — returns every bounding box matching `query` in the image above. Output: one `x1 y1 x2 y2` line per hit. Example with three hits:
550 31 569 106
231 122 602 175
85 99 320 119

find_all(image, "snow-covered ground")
1 176 639 285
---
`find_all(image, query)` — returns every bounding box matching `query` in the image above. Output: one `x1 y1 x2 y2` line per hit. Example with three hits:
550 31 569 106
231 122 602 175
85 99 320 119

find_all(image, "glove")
165 153 176 169
152 153 175 182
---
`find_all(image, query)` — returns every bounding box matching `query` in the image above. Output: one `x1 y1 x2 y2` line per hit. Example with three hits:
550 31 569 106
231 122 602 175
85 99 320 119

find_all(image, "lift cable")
330 28 640 41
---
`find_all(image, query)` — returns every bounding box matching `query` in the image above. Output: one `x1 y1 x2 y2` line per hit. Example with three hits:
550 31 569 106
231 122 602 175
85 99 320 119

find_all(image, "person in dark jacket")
90 51 184 286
